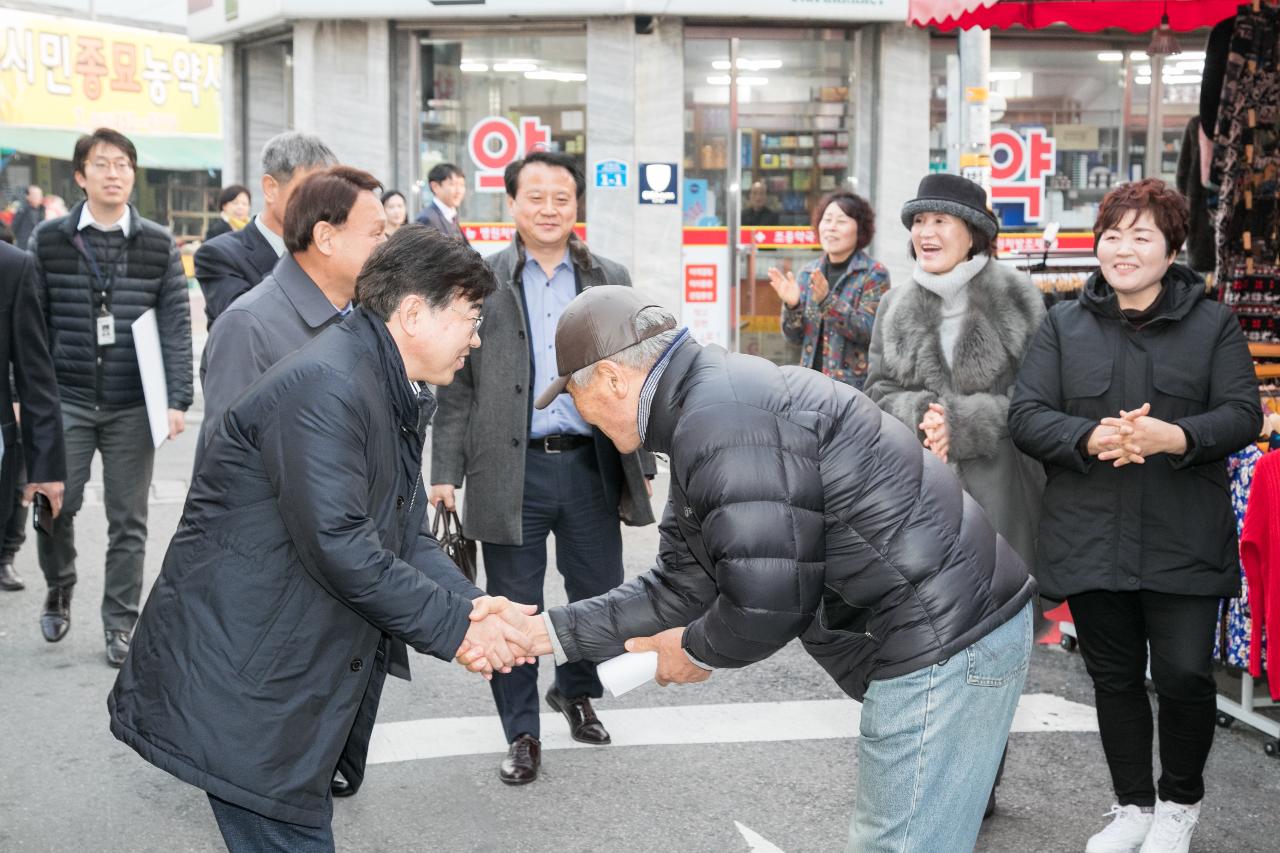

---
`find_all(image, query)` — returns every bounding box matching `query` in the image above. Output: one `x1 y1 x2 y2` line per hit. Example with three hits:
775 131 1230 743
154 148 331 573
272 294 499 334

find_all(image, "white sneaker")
1139 799 1200 853
1085 804 1154 853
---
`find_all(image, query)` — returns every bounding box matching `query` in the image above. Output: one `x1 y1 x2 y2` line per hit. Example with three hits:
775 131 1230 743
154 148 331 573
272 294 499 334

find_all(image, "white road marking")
736 822 787 853
366 693 1097 765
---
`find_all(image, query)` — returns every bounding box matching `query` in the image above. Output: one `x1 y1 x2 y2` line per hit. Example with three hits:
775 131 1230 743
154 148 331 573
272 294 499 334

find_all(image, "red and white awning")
909 0 1244 32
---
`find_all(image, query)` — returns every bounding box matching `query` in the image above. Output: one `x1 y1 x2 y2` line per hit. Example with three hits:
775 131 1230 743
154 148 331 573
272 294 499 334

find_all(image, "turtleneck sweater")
912 253 989 367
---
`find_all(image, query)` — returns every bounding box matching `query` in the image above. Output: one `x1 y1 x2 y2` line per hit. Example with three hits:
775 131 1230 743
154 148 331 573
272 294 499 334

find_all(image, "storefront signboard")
681 226 819 250
191 2 910 41
639 162 678 205
990 127 1057 224
594 159 628 189
466 114 551 192
681 248 730 347
0 9 222 137
461 221 587 256
996 230 1095 256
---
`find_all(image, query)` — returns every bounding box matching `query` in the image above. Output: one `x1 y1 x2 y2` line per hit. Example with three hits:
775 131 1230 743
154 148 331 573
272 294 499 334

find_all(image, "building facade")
192 1 925 359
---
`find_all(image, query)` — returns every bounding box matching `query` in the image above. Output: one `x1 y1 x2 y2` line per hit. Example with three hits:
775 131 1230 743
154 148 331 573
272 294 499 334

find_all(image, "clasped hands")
454 596 551 680
456 609 711 688
919 402 950 463
1086 402 1187 467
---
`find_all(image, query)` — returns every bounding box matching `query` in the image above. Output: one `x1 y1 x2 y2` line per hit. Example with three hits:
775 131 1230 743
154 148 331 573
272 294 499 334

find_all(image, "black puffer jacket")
549 339 1034 701
1008 265 1261 600
30 202 193 411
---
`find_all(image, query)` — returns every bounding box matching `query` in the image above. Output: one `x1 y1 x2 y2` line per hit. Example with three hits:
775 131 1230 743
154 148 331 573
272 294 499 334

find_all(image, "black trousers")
481 445 624 743
1 453 26 562
1068 590 1221 806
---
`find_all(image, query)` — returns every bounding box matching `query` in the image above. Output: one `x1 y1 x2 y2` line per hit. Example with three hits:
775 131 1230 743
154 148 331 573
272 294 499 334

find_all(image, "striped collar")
637 327 691 444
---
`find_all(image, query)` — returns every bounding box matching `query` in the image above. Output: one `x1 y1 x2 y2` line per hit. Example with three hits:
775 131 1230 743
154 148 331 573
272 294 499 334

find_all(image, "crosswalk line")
366 693 1097 766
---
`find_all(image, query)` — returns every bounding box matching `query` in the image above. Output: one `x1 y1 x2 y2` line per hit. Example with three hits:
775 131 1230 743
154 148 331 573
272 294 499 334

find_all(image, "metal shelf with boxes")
745 129 850 227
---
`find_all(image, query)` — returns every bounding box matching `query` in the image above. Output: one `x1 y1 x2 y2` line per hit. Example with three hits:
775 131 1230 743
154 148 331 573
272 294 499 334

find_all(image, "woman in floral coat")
769 190 889 389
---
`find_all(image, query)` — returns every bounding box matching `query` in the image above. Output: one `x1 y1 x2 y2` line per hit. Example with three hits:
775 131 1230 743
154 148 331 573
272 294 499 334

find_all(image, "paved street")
1 308 1279 852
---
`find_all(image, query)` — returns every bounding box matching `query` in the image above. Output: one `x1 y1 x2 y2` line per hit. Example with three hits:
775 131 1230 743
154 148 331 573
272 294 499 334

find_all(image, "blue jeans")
847 601 1032 853
208 794 334 853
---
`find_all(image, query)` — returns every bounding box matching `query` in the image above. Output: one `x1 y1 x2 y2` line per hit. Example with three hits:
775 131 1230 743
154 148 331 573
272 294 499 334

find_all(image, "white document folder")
131 309 169 449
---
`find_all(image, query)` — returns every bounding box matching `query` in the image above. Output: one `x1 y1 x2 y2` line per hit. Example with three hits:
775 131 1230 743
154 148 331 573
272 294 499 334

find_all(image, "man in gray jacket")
484 285 1036 852
196 166 386 469
429 151 655 785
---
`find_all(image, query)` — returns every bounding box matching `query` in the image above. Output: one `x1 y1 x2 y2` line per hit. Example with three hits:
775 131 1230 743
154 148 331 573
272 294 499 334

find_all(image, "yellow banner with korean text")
0 10 221 138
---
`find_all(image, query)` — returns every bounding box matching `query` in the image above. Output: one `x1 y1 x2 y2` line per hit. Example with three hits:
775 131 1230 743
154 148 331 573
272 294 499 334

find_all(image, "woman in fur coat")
865 173 1046 822
866 173 1046 568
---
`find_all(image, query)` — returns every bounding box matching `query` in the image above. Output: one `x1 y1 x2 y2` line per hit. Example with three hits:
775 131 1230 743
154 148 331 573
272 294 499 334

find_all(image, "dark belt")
529 433 593 453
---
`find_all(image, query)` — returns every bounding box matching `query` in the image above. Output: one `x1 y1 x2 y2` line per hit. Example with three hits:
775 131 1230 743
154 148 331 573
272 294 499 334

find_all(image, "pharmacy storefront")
191 0 929 364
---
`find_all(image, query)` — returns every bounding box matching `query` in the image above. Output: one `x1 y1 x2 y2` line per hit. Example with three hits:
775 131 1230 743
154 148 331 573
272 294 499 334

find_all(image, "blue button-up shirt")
525 249 593 438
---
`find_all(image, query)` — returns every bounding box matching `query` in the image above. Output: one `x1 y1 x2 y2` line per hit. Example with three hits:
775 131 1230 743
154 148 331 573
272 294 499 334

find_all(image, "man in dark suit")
196 166 386 468
0 240 66 591
194 132 336 329
429 152 656 786
414 162 469 243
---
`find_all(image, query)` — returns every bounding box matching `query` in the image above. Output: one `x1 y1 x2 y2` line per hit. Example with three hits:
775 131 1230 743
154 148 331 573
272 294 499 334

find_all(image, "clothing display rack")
1214 361 1280 756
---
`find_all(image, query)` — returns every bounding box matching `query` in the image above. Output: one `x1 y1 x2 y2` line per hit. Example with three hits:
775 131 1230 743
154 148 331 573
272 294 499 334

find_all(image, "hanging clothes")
1241 448 1280 699
1211 4 1280 344
1218 445 1263 668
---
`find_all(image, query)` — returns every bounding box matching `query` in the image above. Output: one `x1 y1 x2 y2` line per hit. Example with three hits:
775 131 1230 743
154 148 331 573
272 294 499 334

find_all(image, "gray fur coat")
865 257 1046 568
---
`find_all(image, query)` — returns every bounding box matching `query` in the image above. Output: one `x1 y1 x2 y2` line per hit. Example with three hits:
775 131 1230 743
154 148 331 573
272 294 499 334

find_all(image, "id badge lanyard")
73 232 119 346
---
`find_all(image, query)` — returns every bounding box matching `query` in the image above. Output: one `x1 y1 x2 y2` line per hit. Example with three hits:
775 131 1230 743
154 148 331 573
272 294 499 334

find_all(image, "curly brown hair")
812 190 875 253
1093 178 1189 256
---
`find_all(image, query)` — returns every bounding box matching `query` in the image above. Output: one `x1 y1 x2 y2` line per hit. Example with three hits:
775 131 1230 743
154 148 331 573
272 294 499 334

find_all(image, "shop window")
418 33 587 229
928 35 1209 237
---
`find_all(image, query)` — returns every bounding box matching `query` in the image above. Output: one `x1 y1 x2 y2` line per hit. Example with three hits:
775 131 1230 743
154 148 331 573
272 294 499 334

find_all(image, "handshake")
454 596 555 679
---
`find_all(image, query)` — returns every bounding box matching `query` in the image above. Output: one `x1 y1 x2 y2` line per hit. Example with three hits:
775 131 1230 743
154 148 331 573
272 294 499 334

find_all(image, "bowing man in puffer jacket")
486 285 1038 853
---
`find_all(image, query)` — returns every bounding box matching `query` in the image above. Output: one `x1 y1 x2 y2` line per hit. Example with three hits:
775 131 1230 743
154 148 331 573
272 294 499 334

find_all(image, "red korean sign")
990 127 1057 223
467 115 551 192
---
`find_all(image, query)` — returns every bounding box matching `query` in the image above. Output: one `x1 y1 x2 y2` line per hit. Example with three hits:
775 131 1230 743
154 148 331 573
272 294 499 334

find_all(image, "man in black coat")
109 227 536 852
487 286 1036 851
28 128 193 667
194 131 336 329
0 241 66 591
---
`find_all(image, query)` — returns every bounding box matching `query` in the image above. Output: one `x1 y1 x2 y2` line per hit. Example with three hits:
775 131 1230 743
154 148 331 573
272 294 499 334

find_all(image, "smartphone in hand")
32 493 53 536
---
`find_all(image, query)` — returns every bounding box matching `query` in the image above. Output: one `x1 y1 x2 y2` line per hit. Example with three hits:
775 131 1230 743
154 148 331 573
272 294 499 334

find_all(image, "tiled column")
292 20 394 184
586 17 685 312
870 23 931 287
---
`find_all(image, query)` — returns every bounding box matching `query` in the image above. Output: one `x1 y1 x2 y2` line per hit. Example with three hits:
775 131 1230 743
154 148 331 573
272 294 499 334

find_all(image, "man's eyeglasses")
449 305 484 333
89 159 134 175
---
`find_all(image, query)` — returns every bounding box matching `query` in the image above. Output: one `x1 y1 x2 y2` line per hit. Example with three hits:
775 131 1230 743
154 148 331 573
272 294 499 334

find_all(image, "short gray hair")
260 131 337 183
570 306 680 388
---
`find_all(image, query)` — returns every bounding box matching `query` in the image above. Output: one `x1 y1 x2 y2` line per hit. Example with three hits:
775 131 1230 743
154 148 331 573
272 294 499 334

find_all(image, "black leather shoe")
0 560 23 591
105 630 131 668
546 686 611 745
331 772 355 798
40 586 72 642
498 734 540 785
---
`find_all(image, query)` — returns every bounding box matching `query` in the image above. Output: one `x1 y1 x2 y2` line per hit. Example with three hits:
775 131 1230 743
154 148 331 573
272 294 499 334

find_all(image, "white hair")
570 306 679 388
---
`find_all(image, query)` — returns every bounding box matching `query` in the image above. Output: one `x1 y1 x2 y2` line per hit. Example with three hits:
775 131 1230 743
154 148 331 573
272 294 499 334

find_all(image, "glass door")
684 29 859 365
